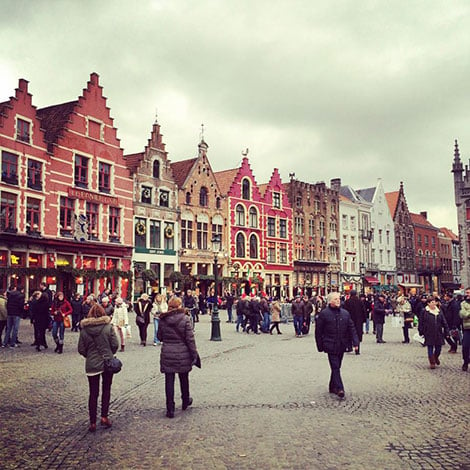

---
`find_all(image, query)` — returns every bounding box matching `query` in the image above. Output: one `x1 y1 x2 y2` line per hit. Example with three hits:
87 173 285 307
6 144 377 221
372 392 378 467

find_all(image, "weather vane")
200 123 205 141
155 107 158 123
242 148 249 156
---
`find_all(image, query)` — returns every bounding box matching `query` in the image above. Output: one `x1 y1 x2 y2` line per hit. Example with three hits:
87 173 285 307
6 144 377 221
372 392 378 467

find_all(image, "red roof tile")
170 158 198 187
440 227 458 241
410 212 437 229
124 152 144 173
213 168 239 196
385 191 399 218
37 101 77 146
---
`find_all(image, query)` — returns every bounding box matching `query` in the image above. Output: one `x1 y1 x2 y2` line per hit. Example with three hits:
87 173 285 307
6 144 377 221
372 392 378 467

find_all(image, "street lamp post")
360 262 366 294
210 233 222 341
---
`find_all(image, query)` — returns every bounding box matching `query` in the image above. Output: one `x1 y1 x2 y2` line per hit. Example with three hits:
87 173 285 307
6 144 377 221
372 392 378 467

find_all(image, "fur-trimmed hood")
80 315 112 337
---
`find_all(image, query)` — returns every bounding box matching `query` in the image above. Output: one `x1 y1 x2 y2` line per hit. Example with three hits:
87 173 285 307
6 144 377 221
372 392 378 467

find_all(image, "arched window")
249 234 258 259
216 196 221 209
199 187 208 207
185 192 191 204
153 160 160 179
236 233 245 258
236 204 245 226
242 179 251 200
249 207 258 228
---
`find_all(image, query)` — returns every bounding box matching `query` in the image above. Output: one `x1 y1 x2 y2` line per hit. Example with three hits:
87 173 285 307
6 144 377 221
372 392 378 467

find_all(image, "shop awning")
364 276 380 285
398 283 424 288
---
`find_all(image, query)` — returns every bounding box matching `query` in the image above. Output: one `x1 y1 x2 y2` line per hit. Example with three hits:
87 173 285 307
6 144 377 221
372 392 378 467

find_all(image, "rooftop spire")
452 139 463 176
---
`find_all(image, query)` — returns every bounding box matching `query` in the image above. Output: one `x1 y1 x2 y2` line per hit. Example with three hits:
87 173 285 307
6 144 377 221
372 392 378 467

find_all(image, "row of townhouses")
0 74 463 300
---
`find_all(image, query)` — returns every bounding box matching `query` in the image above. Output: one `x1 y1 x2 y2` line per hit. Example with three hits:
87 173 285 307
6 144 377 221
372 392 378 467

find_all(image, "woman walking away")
269 298 282 335
112 297 129 352
151 293 168 346
396 295 413 344
51 292 72 354
157 296 199 418
78 303 119 432
418 296 450 369
134 293 152 346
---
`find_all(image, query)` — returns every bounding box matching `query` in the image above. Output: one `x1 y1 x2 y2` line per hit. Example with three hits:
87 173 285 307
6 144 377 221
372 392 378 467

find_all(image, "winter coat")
6 290 25 316
0 295 7 321
52 298 72 322
157 307 198 374
78 316 119 375
372 299 386 324
343 295 366 342
134 299 152 325
151 300 168 318
70 297 83 317
270 301 281 322
30 294 50 328
112 305 129 328
291 300 305 318
459 300 470 330
315 305 359 355
418 307 449 346
441 299 461 330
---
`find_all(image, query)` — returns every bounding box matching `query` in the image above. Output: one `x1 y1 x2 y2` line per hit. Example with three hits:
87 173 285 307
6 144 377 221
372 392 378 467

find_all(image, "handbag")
63 315 71 328
104 356 123 374
136 315 145 325
91 333 122 374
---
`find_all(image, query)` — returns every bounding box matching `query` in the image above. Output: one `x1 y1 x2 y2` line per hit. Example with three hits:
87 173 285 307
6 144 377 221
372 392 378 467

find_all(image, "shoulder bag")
91 332 122 374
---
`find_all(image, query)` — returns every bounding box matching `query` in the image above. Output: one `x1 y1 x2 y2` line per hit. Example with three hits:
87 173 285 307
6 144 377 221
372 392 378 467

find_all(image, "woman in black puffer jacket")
157 296 199 418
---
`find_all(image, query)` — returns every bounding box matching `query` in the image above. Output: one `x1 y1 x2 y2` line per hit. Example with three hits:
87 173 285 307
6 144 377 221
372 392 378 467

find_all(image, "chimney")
330 178 341 192
420 211 427 219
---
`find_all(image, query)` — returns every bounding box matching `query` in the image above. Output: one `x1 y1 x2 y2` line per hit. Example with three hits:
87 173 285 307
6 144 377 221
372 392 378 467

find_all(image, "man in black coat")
315 292 359 398
3 285 25 348
373 294 387 343
441 292 462 353
343 290 366 354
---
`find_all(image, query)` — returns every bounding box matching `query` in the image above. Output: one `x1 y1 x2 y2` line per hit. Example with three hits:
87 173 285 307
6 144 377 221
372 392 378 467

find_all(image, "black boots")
166 402 175 418
55 343 63 354
182 397 193 410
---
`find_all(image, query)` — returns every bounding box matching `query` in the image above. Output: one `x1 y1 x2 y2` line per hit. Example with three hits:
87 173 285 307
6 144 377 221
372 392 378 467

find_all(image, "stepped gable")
170 157 198 187
214 168 238 196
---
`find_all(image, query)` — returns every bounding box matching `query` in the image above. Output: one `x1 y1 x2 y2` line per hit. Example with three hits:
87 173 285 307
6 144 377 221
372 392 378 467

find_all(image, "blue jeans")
327 353 344 392
427 344 442 358
293 316 303 335
153 318 161 344
262 312 271 332
235 314 244 332
227 306 233 323
364 317 370 334
462 329 470 365
3 315 20 346
52 321 65 344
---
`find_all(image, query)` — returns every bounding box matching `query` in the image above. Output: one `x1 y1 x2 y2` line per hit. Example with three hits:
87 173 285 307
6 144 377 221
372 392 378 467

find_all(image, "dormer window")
16 118 30 143
142 186 152 204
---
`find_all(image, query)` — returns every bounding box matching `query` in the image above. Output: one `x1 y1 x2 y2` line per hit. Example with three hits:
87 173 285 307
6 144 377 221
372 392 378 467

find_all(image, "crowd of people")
1 282 469 425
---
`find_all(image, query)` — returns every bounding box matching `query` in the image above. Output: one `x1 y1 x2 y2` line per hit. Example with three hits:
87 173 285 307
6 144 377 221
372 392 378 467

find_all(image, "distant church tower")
452 139 468 287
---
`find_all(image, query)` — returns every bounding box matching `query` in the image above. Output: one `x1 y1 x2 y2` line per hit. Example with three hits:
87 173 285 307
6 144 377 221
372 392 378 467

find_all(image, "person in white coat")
111 297 129 352
151 293 168 346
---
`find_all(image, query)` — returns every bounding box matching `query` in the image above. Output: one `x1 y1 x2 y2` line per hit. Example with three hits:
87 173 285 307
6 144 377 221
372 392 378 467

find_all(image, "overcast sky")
1 0 469 232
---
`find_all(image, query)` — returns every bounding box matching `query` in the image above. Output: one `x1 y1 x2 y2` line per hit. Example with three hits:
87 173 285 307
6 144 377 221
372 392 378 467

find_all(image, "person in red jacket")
51 291 72 354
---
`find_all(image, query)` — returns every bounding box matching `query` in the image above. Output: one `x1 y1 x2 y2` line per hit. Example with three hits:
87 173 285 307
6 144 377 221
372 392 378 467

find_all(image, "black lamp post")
210 233 222 341
360 262 366 294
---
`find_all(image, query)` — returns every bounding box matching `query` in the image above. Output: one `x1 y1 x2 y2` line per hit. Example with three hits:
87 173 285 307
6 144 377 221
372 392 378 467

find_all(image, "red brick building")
411 211 440 293
215 156 293 298
0 74 133 298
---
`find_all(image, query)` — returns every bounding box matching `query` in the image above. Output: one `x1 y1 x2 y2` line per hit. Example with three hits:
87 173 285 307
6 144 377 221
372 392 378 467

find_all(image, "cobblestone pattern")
1 316 469 469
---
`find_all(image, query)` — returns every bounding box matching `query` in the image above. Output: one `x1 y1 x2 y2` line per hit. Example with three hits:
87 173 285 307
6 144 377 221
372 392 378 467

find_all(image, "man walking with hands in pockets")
315 292 359 398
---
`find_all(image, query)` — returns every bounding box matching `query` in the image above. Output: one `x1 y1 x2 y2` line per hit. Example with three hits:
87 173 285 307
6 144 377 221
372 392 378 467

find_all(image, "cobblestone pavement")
1 314 469 470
